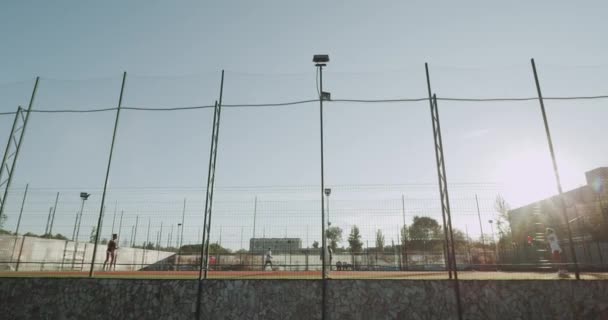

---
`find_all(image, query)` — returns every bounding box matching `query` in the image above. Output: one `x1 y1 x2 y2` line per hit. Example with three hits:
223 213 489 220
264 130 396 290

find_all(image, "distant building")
509 167 608 262
249 238 302 254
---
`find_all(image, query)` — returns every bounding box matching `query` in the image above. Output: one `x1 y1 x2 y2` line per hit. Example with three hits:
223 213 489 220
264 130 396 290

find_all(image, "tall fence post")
424 64 453 280
0 77 39 219
15 235 27 271
475 194 489 264
48 192 60 235
431 94 463 320
89 71 127 277
530 58 580 279
196 70 225 320
10 183 29 264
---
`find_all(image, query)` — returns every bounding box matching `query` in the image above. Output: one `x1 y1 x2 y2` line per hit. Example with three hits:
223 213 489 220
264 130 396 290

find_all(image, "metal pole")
176 223 182 271
15 235 27 271
425 64 453 280
489 221 497 263
89 71 127 277
475 194 488 264
134 215 139 248
71 210 78 241
317 63 328 320
180 198 186 248
465 225 472 264
530 58 580 279
168 224 173 248
158 221 163 249
203 99 223 279
199 102 220 280
10 184 28 263
401 194 409 270
142 218 150 268
118 210 124 246
219 226 222 247
432 94 464 319
75 198 86 241
71 203 83 271
0 107 21 197
0 77 39 219
48 192 60 235
253 195 257 239
197 70 225 320
111 201 117 234
44 206 52 236
327 193 330 226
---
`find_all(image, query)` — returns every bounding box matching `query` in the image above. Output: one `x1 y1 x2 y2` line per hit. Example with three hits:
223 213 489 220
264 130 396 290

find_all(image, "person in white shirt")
264 248 273 271
546 228 568 277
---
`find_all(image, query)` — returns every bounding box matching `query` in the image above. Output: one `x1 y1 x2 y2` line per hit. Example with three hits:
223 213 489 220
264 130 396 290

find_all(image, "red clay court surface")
2 270 607 280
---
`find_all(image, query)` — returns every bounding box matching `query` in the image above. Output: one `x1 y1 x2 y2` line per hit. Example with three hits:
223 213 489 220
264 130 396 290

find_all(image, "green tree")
325 226 343 252
375 229 385 252
400 225 409 264
312 241 319 249
408 216 442 251
347 225 363 253
89 226 97 243
53 233 68 241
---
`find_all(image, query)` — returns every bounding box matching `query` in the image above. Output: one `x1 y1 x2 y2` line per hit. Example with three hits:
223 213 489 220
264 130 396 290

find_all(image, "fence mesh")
0 64 607 280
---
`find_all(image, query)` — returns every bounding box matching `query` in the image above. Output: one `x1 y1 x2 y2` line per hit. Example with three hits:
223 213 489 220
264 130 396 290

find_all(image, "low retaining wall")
0 235 173 271
1 278 607 319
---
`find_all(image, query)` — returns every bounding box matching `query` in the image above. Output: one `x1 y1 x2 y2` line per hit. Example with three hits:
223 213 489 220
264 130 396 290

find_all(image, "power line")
0 94 607 116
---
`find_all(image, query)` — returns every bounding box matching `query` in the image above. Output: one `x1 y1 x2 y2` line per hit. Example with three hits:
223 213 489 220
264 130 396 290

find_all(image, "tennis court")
2 270 607 280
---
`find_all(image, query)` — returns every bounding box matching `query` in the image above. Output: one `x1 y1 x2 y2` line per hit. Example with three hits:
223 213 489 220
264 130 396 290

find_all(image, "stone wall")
1 278 607 319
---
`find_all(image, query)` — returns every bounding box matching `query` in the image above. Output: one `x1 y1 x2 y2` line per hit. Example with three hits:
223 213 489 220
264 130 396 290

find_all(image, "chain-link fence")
1 62 607 287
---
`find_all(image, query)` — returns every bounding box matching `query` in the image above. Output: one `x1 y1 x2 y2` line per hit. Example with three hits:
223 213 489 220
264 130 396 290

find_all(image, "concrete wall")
0 235 173 271
0 278 607 319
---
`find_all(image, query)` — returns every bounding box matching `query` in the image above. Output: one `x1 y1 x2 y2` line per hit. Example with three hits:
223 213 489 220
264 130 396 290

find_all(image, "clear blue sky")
0 0 607 249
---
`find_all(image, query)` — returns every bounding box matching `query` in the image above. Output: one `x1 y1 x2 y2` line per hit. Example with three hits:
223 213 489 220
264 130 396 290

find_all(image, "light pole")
73 192 90 241
72 192 90 270
325 188 332 227
314 54 330 277
475 194 488 265
176 223 183 270
488 219 498 264
288 240 293 271
314 54 330 320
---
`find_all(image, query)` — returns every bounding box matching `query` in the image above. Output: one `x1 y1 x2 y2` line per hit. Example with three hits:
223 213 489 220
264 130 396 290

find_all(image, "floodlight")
313 54 330 65
321 92 331 101
80 192 90 200
324 188 332 196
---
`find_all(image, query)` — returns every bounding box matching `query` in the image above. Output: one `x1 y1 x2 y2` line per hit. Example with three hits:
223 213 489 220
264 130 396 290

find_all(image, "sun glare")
496 150 561 207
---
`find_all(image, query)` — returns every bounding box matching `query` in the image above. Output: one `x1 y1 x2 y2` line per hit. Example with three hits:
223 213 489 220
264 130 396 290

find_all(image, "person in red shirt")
103 234 118 271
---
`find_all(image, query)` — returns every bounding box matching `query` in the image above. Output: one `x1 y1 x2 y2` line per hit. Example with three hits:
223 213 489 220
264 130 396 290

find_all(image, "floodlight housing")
80 192 90 200
324 188 331 196
321 92 331 101
313 54 330 65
